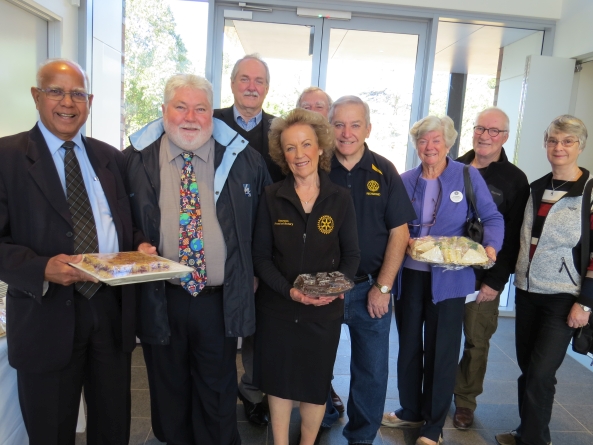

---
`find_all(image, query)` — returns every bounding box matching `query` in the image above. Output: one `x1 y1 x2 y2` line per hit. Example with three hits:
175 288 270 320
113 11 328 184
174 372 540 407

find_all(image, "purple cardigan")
396 158 504 302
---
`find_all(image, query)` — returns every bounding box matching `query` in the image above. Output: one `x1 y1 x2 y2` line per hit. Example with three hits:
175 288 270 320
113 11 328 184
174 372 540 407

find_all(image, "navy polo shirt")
329 145 416 277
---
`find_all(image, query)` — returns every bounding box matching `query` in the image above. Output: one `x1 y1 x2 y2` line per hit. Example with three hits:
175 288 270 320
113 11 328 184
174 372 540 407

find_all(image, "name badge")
450 191 463 203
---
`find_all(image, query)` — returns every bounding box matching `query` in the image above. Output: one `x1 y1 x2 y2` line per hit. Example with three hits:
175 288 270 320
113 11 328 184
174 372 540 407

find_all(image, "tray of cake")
293 271 354 297
69 252 194 286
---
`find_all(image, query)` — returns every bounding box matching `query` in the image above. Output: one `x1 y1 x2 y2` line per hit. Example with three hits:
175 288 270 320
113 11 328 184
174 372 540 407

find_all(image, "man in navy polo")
322 95 416 445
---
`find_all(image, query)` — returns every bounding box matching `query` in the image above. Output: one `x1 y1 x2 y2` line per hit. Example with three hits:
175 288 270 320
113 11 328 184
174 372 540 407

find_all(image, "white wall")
514 55 575 183
570 62 593 171
496 32 544 163
348 0 562 20
91 0 123 148
34 0 79 59
554 0 593 59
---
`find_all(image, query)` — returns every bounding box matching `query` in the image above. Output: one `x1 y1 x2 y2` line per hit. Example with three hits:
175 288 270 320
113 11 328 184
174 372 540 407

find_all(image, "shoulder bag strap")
581 179 593 281
463 165 481 222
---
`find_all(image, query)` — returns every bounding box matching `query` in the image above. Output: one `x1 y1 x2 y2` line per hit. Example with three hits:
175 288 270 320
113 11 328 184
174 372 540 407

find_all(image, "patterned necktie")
179 152 207 296
63 141 101 299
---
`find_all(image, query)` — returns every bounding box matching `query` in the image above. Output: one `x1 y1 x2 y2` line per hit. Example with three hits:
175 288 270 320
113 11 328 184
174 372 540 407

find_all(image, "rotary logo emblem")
317 215 334 235
367 180 380 192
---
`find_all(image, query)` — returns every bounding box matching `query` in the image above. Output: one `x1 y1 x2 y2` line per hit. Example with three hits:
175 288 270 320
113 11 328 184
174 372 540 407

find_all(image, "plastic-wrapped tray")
69 252 194 286
410 236 491 268
293 271 354 297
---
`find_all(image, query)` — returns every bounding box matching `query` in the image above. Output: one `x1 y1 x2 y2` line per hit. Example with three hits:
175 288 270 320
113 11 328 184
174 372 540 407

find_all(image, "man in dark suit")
214 54 280 426
0 59 135 445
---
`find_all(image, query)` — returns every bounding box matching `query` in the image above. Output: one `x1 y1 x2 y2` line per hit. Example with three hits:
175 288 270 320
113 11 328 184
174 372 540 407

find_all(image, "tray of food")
69 252 194 286
293 271 354 297
410 236 492 268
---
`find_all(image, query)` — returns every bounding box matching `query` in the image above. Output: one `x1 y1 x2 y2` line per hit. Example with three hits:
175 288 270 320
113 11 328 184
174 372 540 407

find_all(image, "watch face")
380 285 389 293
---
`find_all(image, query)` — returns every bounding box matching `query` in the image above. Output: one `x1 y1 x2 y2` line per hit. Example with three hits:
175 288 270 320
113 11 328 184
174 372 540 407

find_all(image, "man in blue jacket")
124 74 271 445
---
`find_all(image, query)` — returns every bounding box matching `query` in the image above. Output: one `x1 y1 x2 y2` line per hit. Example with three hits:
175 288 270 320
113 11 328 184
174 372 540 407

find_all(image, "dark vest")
214 107 284 183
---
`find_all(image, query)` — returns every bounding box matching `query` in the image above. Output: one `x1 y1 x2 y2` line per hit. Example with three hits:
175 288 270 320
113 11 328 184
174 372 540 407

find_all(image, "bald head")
37 59 89 91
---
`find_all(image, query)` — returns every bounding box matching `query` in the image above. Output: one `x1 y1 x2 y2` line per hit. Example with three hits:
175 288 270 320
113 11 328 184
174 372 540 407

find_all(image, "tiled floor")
76 316 593 445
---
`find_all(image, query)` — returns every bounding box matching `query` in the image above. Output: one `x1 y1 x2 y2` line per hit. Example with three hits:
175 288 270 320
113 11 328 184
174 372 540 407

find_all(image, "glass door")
320 17 426 172
211 5 428 171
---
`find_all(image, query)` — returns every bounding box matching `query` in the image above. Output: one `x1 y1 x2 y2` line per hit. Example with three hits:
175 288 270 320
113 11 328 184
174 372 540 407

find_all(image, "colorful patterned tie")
63 141 102 299
179 152 207 296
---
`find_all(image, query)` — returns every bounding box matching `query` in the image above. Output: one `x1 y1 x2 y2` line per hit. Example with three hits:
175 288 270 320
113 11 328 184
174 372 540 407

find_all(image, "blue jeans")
322 279 392 444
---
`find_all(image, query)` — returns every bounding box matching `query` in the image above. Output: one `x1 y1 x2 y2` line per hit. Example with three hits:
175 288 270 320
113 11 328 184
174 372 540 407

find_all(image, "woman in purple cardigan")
382 116 504 445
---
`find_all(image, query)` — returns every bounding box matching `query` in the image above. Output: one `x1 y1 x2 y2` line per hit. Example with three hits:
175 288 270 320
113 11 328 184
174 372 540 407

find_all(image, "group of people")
0 53 591 445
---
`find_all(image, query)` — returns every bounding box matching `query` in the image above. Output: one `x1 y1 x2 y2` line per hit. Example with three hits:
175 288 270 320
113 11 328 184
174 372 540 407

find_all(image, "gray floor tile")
554 383 593 406
379 426 421 445
557 405 593 433
131 366 149 390
132 345 145 367
237 421 269 445
440 428 499 444
333 354 351 375
145 429 166 444
476 380 518 404
129 417 152 445
131 389 152 418
549 431 593 445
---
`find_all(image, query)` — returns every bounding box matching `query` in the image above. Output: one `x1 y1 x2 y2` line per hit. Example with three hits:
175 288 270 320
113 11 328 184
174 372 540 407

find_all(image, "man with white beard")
124 74 271 445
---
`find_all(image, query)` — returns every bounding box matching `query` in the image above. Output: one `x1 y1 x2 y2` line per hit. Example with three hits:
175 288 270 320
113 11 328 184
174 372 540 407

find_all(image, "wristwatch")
373 281 391 294
579 303 592 312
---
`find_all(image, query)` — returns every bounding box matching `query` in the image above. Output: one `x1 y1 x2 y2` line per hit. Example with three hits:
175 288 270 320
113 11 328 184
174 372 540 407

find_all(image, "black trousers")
16 287 131 445
142 283 240 445
515 289 575 445
395 268 466 442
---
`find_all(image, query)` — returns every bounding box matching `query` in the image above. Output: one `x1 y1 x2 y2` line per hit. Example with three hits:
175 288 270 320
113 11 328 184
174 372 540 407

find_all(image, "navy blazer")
0 124 135 372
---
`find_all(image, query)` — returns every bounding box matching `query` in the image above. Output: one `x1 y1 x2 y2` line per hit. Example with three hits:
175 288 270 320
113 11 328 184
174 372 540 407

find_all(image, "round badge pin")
450 191 463 203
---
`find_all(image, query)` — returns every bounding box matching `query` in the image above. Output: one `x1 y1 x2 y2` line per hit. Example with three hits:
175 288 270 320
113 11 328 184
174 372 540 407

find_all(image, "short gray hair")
409 115 458 149
544 114 588 150
328 95 371 126
37 58 90 91
164 74 213 108
230 54 270 85
296 87 333 108
475 107 510 131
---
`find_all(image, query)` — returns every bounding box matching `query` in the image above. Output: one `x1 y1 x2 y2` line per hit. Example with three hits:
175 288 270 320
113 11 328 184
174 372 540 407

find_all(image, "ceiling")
434 22 543 75
228 19 544 76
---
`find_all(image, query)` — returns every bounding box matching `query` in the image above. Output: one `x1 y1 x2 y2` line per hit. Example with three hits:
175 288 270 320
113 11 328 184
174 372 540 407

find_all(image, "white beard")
163 120 213 151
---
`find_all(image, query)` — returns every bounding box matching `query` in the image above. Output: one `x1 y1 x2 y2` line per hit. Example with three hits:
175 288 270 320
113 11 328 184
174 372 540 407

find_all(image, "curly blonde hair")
268 108 335 175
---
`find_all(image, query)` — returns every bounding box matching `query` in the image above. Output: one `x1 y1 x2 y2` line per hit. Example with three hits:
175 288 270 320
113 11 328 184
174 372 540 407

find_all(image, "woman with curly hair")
252 108 360 445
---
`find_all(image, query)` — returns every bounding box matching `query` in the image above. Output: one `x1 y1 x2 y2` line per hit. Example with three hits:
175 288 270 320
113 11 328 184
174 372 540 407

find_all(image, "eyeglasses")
545 138 579 148
473 126 508 137
36 88 90 103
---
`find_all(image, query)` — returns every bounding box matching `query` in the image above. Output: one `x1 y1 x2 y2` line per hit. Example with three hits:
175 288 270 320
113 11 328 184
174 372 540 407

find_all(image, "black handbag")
572 178 593 356
463 165 484 244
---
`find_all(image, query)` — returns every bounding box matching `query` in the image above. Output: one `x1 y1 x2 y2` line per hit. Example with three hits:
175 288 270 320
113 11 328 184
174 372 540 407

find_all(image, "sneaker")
495 431 518 445
416 435 443 445
381 411 424 428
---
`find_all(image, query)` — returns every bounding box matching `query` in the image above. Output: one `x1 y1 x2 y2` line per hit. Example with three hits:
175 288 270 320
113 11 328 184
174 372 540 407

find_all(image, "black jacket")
124 133 271 344
252 171 360 322
457 148 530 291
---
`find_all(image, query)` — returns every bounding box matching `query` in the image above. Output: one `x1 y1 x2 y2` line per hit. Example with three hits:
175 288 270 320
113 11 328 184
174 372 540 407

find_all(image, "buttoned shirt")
233 105 262 131
158 134 226 286
39 120 119 254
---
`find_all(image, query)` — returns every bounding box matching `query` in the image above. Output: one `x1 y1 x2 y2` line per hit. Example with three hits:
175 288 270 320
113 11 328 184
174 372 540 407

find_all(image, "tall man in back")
323 96 416 444
453 107 530 429
0 59 135 445
214 54 280 426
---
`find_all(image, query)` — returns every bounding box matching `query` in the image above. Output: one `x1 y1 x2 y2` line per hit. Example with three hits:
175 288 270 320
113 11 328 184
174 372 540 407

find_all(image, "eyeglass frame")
36 87 91 103
545 137 580 148
473 126 508 137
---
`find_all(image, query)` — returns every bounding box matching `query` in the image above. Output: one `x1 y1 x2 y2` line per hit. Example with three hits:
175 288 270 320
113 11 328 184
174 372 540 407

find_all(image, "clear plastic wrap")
69 252 194 285
409 236 493 270
293 271 354 297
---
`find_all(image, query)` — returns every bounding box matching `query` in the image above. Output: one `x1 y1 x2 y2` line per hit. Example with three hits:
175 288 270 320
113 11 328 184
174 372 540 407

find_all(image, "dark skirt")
253 310 342 405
